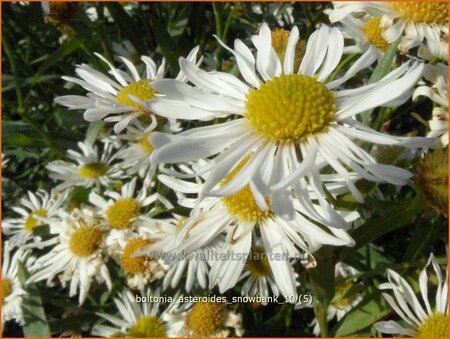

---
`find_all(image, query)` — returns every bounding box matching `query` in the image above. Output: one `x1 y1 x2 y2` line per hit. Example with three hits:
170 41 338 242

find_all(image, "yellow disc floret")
68 225 104 257
221 156 272 222
186 302 226 336
106 198 140 230
120 238 153 274
415 149 448 215
78 162 109 179
245 74 336 143
2 278 13 301
116 79 156 111
128 316 166 338
24 208 48 233
271 29 305 71
417 312 448 338
363 17 390 51
246 247 272 277
389 2 448 25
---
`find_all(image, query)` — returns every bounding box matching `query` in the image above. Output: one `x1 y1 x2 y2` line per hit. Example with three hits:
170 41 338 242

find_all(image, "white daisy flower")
310 262 363 336
115 120 160 178
27 208 112 304
374 253 448 338
91 288 182 337
54 47 200 134
157 161 359 298
111 228 168 290
112 40 140 63
46 140 124 190
89 177 158 251
146 24 430 223
2 189 69 248
164 300 244 338
2 241 27 326
326 6 390 54
329 2 448 60
142 214 224 292
238 236 300 303
413 63 448 148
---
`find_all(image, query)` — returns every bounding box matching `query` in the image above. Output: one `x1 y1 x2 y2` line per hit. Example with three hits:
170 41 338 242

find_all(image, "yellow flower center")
136 134 154 154
220 156 272 222
68 225 104 257
116 79 156 111
245 74 336 143
24 208 48 233
389 2 448 24
106 198 140 230
363 17 390 51
271 29 305 71
186 302 226 337
2 278 13 301
120 238 153 274
128 316 166 338
415 149 448 215
78 162 109 179
246 247 272 277
417 312 448 338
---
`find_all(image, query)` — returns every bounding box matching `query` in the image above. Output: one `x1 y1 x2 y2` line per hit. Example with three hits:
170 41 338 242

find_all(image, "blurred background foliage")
1 2 447 337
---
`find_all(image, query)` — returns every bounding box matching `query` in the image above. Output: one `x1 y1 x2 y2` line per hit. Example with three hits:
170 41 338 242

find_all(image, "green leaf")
148 13 184 75
2 133 47 148
332 293 390 337
32 224 51 239
342 245 391 273
308 246 336 337
70 186 92 205
360 38 401 125
402 219 441 262
37 38 85 74
17 261 51 337
2 121 34 134
340 194 422 260
104 3 146 56
2 74 60 92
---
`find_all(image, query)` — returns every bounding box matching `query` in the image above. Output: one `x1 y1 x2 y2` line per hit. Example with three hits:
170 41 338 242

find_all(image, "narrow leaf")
104 3 146 56
17 261 51 337
360 39 401 125
340 195 422 260
332 293 390 337
149 14 183 75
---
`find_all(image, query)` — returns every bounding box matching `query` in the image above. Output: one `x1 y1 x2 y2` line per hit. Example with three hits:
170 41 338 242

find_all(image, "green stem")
222 4 235 41
212 2 224 70
326 53 358 82
300 2 314 34
315 303 329 337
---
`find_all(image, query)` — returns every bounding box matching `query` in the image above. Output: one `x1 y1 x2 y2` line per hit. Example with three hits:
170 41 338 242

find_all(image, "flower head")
55 47 200 134
27 208 111 304
374 253 448 338
2 241 27 326
47 140 124 190
329 2 448 60
2 189 69 248
148 24 429 224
